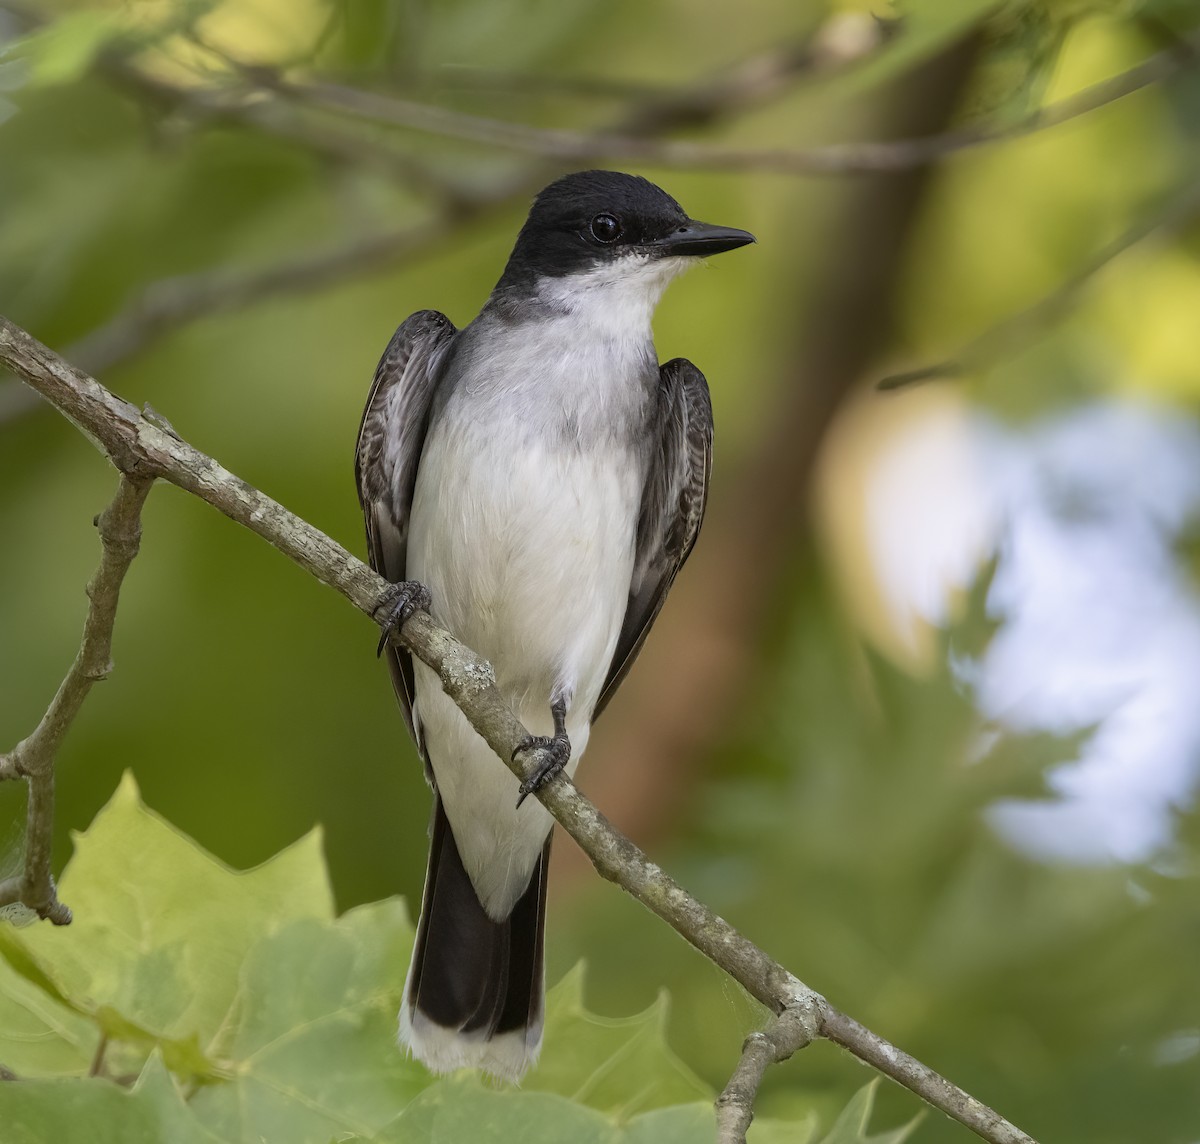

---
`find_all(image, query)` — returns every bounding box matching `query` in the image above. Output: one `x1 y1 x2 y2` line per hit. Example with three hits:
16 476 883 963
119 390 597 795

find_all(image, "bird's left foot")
513 732 571 808
374 580 432 656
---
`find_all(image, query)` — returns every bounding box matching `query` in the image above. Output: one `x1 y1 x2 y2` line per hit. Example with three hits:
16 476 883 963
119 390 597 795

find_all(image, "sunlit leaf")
0 780 840 1144
0 773 335 1076
2 11 125 88
826 0 1003 100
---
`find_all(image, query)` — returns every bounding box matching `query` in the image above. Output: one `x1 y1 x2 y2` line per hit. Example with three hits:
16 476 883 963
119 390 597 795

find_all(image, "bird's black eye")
589 213 622 243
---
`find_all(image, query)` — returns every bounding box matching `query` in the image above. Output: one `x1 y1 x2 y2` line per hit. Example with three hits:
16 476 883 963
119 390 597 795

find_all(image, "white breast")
409 423 642 714
403 309 653 916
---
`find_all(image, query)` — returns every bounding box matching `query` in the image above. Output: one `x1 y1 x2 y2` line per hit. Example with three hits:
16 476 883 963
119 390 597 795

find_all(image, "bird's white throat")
535 253 692 337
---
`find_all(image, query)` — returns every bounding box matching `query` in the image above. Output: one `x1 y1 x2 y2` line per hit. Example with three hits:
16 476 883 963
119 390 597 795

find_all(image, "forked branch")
0 474 151 924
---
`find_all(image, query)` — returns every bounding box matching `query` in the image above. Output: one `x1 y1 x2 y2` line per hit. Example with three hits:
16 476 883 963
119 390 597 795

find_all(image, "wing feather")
595 357 713 718
355 309 458 755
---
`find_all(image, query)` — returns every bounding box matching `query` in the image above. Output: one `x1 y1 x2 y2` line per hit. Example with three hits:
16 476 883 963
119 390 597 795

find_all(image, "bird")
355 169 754 1082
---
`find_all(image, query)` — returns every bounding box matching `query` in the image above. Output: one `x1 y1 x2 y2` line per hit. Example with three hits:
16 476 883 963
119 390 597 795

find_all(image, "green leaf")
527 963 711 1114
825 0 1004 101
372 1079 904 1144
187 904 431 1144
813 1081 921 1144
0 1053 224 1143
0 779 892 1143
374 1080 716 1144
0 773 335 1076
0 954 97 1077
373 1079 616 1144
2 11 126 88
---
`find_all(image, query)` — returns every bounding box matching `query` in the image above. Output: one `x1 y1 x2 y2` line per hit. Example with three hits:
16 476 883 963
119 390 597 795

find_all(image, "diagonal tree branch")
1 15 1195 422
59 211 468 379
0 315 1039 1144
276 30 1199 175
0 473 151 925
878 174 1200 389
0 20 839 407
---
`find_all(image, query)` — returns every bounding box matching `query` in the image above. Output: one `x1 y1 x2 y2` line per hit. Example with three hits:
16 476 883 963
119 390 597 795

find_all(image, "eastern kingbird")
355 170 754 1081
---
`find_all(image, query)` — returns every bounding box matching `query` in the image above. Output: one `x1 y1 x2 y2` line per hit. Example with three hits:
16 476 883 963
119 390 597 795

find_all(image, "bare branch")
0 12 1195 425
716 1005 817 1144
116 65 462 204
879 175 1200 390
0 473 152 925
62 215 459 378
822 1011 1028 1144
0 315 1040 1144
0 25 832 393
278 33 1199 175
429 14 893 104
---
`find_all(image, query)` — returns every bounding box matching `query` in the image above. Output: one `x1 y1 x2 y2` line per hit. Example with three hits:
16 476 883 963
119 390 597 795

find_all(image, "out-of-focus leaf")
373 1078 904 1144
0 1053 224 1144
372 1081 617 1144
2 11 125 88
964 5 1062 122
814 1081 921 1144
0 780 838 1144
526 963 711 1113
825 0 1003 100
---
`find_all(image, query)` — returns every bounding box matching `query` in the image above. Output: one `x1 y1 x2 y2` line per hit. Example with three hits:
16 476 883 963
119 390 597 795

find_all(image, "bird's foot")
374 580 432 656
513 732 571 808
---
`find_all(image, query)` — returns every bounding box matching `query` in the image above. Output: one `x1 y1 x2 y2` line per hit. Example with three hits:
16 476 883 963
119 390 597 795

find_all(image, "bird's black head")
494 170 755 295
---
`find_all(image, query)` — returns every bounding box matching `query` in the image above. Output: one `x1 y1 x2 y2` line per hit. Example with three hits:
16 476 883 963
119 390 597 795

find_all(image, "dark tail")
400 797 549 1080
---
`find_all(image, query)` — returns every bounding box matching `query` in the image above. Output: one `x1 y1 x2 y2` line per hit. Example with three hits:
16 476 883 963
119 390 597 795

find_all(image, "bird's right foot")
374 580 432 656
513 732 571 809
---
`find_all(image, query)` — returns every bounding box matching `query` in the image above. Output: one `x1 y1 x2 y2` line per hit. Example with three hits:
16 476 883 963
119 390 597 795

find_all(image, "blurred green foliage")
0 778 907 1142
4 0 1200 1140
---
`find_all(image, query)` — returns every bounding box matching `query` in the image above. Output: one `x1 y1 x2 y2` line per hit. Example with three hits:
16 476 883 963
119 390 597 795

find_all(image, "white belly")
406 414 642 915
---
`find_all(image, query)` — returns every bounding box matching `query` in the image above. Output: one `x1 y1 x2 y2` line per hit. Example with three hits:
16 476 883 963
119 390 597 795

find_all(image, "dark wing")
355 309 457 755
594 357 713 719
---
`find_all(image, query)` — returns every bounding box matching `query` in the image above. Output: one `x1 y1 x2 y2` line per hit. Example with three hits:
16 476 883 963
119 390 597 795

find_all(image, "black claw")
375 580 432 656
513 733 571 808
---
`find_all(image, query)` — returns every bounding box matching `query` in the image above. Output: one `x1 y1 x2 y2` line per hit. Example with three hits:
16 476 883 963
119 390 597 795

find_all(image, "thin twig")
878 175 1200 389
117 63 461 203
0 21 835 392
87 1031 109 1078
715 1005 817 1144
0 0 462 203
0 473 152 924
61 214 463 378
278 32 1199 175
426 14 890 105
0 10 1194 409
0 315 1039 1144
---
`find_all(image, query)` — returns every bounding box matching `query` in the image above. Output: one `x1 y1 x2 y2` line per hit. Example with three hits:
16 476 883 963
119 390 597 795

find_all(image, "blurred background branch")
879 173 1200 389
1 5 1189 414
273 31 1198 173
0 6 880 411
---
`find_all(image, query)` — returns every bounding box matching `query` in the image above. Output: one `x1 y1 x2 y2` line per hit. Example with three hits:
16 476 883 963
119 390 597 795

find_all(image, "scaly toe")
513 734 571 808
375 580 432 656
